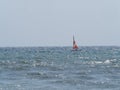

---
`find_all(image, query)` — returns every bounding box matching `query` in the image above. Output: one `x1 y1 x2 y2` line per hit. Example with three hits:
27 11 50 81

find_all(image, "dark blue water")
0 47 120 90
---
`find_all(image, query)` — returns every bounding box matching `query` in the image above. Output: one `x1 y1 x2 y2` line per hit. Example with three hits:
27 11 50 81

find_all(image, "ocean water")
0 47 120 90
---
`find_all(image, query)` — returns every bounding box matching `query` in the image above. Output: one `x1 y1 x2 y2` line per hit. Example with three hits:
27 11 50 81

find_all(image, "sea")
0 46 120 90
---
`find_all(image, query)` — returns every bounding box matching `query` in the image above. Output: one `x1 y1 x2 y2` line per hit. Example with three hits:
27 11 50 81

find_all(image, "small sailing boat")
73 36 78 50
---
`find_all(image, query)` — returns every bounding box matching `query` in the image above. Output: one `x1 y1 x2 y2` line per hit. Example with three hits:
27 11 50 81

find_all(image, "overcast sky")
0 0 120 47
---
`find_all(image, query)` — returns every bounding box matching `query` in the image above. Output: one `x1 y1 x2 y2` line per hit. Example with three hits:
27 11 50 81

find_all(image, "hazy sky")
0 0 120 47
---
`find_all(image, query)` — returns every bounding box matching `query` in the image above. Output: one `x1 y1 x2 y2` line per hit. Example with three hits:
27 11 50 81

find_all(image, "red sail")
73 36 78 49
73 44 78 49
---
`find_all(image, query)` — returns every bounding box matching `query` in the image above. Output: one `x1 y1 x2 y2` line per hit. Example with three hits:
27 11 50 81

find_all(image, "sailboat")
73 36 78 50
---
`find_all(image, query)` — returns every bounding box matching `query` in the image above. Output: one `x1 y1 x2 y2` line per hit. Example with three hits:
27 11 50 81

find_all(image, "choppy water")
0 47 120 90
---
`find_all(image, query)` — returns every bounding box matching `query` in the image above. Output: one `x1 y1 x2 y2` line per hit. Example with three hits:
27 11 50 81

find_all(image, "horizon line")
0 45 120 48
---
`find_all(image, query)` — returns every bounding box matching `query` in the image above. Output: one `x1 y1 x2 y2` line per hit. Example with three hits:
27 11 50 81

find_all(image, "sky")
0 0 120 47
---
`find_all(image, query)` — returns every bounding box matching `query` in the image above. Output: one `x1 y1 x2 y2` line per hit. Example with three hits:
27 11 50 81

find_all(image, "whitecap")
90 61 103 65
94 61 103 64
104 60 111 64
